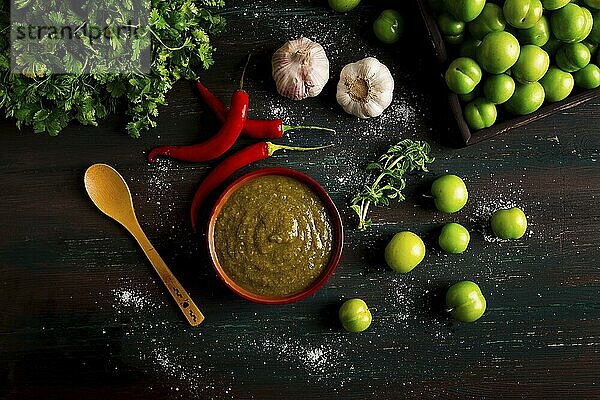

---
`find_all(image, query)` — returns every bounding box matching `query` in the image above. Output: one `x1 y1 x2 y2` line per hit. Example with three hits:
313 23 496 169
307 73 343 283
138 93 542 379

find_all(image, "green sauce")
214 175 333 297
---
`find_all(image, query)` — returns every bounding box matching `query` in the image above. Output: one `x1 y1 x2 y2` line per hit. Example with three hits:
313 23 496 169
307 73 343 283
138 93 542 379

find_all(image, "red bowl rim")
206 167 344 305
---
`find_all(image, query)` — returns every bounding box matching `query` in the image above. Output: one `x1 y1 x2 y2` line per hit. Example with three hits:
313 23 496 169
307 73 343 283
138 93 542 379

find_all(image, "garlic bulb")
272 37 330 101
336 57 394 119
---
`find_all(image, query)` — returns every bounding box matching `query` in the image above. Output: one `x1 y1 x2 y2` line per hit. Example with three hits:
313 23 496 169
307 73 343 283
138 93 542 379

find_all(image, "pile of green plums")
433 0 600 130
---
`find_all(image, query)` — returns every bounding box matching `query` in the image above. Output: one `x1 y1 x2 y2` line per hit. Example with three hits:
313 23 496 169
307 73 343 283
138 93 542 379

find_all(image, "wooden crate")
416 0 600 145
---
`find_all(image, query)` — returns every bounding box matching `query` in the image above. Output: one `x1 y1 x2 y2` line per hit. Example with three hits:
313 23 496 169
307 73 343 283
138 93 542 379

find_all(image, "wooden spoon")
84 163 204 326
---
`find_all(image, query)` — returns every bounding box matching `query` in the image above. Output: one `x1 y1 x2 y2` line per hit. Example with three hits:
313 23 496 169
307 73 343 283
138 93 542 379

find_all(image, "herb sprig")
351 139 434 231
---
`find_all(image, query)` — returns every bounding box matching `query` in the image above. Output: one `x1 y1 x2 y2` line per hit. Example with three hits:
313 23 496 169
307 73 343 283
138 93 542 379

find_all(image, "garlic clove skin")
272 37 330 101
336 57 394 119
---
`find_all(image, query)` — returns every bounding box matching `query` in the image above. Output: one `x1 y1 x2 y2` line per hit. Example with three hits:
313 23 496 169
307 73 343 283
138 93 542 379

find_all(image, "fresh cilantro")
0 0 225 137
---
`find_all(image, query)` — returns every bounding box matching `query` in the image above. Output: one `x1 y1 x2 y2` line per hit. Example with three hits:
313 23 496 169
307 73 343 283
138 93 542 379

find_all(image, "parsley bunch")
0 0 225 137
351 139 435 231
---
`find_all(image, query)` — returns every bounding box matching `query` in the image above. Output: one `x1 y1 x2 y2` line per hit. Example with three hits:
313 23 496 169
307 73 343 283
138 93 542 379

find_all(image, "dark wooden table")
2 1 599 399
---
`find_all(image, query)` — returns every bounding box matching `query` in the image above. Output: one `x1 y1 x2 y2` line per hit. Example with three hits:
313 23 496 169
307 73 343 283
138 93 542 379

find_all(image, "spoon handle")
131 225 205 326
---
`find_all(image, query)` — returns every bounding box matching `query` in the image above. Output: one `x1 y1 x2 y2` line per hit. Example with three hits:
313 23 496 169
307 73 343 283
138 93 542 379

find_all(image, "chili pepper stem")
239 54 251 90
282 124 336 134
266 142 334 156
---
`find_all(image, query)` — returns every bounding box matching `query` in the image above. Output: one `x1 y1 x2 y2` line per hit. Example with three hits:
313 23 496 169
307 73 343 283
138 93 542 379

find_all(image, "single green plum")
583 0 600 8
574 63 600 88
464 98 497 130
438 12 465 36
459 88 479 102
446 281 487 322
582 40 599 55
541 0 571 9
328 0 361 12
504 81 545 114
374 10 404 44
540 66 574 102
467 3 506 39
542 37 563 56
431 174 469 213
459 38 482 58
339 299 372 332
503 0 543 29
477 31 520 73
556 42 591 72
438 12 465 44
438 223 470 253
588 10 600 44
551 3 593 43
490 207 528 239
445 57 482 94
445 0 486 22
511 45 550 83
385 231 426 273
483 73 516 104
518 16 550 46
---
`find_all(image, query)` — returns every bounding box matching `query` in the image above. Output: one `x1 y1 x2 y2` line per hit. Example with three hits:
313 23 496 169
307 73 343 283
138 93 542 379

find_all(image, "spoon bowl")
84 164 204 326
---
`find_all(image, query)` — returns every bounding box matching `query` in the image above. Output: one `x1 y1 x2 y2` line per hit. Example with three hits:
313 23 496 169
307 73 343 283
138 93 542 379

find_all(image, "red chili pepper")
148 57 252 163
190 141 333 231
147 89 248 163
196 81 335 139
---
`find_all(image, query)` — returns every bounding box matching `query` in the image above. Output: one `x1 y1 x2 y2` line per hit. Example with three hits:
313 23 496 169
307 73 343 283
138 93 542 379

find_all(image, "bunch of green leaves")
0 0 225 137
351 139 435 231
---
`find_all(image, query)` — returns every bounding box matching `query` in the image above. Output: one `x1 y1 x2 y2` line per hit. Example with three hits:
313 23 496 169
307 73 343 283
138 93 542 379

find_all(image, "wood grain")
1 0 599 399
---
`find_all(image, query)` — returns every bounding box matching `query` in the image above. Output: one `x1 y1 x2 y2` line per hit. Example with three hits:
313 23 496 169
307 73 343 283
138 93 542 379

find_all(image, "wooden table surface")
1 1 599 399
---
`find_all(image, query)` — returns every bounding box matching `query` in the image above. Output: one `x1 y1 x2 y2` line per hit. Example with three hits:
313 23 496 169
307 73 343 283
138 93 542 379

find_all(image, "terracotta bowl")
207 168 343 304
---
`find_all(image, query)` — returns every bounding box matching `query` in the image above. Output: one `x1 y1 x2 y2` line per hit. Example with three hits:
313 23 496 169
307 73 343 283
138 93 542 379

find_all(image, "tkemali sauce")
214 175 333 296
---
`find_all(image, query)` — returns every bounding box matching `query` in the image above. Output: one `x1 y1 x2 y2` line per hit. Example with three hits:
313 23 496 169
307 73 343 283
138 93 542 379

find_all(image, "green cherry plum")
540 66 575 102
328 0 361 12
339 299 372 332
459 87 480 102
551 3 593 43
445 57 482 94
476 31 520 74
582 40 598 56
541 0 571 10
464 98 497 130
467 3 506 39
438 223 470 253
504 81 545 115
483 73 516 104
445 0 486 22
385 231 426 273
588 10 600 44
518 16 551 46
574 63 600 88
556 43 591 72
511 45 550 83
542 37 563 56
373 10 404 44
490 207 528 239
431 174 469 213
446 281 487 322
459 38 482 59
584 0 600 8
503 0 543 29
437 12 466 44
